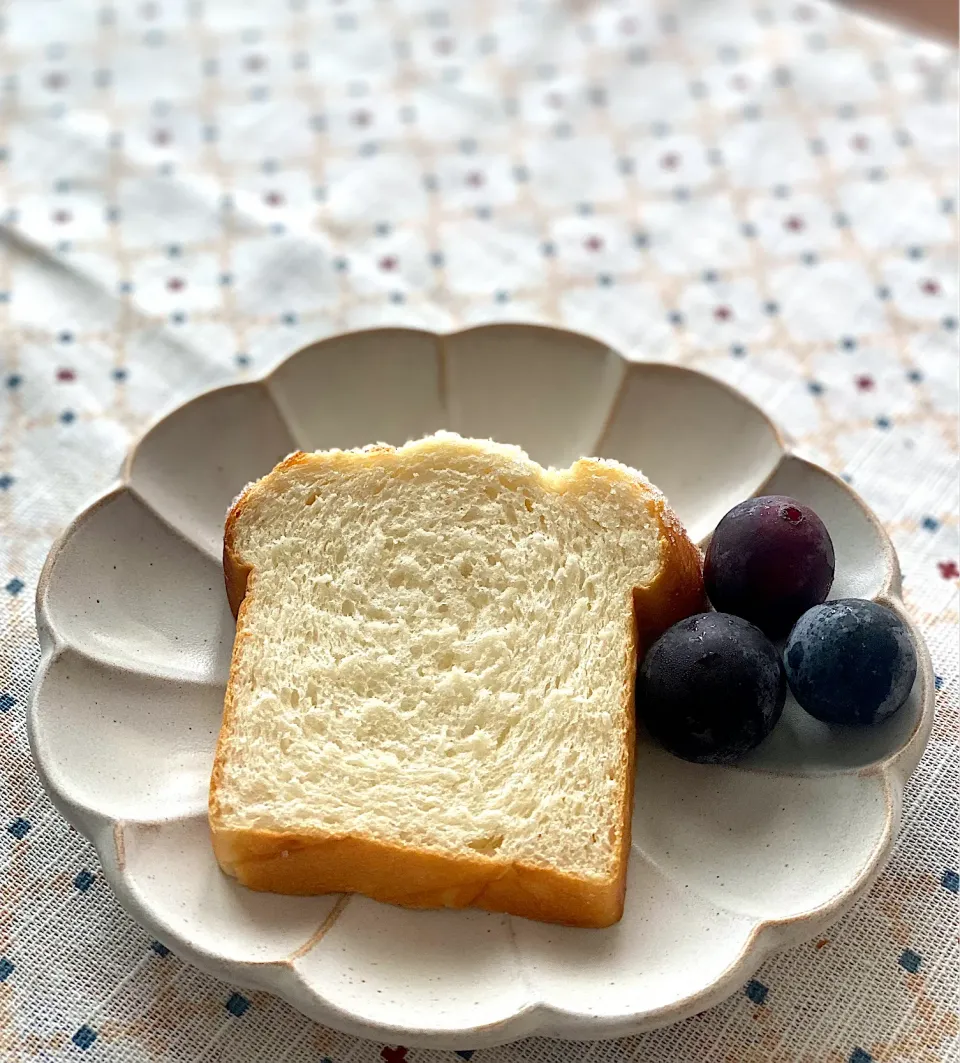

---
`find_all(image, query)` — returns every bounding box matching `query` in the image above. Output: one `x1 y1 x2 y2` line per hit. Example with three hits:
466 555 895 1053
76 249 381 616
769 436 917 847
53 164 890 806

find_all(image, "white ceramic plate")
29 325 934 1049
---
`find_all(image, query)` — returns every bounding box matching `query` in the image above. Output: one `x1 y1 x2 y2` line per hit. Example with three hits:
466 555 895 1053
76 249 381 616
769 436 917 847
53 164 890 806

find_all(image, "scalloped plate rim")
28 324 935 1049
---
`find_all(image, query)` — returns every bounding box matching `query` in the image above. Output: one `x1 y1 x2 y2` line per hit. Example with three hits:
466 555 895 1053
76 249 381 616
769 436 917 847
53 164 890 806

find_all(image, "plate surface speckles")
28 325 934 1049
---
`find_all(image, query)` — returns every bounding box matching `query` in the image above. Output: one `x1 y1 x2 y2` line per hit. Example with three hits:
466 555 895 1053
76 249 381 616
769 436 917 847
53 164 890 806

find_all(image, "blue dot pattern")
745 980 769 1005
0 2 957 1061
226 993 251 1017
72 1026 97 1050
73 870 96 893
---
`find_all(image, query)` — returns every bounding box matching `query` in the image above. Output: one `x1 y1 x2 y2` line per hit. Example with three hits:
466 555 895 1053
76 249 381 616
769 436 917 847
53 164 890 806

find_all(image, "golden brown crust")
634 496 709 655
223 451 312 617
210 826 624 928
211 438 704 928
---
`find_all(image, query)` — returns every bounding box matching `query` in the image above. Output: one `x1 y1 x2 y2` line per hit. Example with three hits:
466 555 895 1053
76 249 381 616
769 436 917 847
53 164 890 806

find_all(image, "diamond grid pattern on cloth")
0 0 957 1061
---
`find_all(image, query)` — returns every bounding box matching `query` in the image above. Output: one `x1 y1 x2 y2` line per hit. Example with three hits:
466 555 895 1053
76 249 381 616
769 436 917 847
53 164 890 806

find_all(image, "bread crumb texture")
213 434 687 899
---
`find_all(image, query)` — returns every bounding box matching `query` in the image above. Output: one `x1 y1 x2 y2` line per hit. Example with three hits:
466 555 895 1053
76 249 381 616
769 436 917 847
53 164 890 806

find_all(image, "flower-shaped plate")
29 325 934 1049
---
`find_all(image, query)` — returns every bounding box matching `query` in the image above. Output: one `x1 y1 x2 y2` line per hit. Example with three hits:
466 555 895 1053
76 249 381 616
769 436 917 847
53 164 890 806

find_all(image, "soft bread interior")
215 436 663 881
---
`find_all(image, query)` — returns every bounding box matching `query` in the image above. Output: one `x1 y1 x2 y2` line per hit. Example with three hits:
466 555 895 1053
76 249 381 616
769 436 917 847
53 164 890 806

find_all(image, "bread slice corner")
210 433 704 927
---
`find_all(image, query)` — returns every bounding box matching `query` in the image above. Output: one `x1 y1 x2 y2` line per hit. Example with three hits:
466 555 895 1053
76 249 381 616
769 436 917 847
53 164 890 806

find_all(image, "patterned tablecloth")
0 1 957 1060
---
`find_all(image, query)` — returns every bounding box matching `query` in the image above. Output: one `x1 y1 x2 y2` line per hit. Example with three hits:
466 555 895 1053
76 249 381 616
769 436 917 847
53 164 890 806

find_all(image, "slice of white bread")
210 433 704 928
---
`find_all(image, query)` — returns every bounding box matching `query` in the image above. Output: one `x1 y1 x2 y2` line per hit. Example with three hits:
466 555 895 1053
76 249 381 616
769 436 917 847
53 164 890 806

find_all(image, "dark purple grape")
785 599 917 726
637 612 786 764
704 495 835 636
